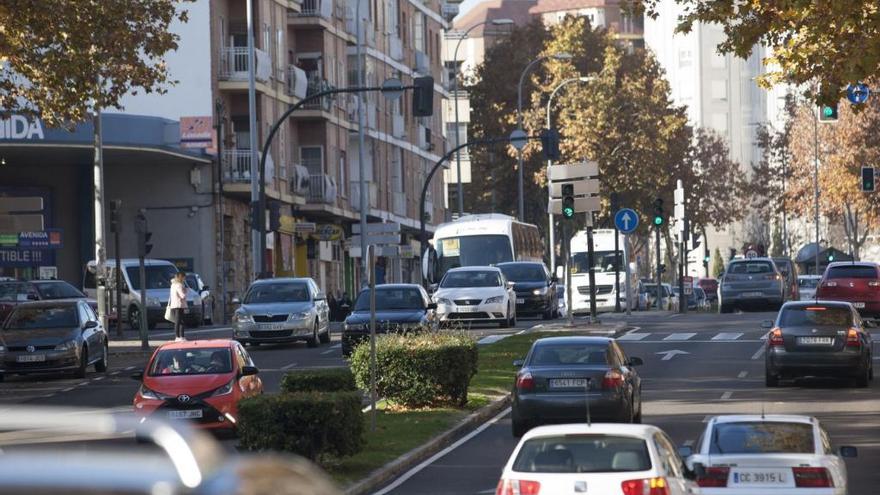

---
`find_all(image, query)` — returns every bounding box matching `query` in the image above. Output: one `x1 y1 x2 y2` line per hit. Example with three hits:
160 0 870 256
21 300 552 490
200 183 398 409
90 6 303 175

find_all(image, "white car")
498 423 701 495
433 266 516 327
682 415 857 494
797 275 822 301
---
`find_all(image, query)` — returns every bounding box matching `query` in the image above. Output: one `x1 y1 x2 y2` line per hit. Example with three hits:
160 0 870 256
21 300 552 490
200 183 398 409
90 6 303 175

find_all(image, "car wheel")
319 325 331 344
128 306 141 330
511 412 529 437
307 321 319 348
74 346 88 379
855 364 870 388
94 341 109 372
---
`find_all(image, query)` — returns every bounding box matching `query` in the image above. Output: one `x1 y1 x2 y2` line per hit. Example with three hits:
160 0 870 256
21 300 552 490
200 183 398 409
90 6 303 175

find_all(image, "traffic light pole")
563 219 573 327
655 226 662 311
611 192 620 313
587 223 598 323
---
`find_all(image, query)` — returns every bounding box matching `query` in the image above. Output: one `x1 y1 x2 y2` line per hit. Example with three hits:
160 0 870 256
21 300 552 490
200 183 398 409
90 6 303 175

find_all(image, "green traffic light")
562 207 574 218
653 216 663 226
823 106 833 117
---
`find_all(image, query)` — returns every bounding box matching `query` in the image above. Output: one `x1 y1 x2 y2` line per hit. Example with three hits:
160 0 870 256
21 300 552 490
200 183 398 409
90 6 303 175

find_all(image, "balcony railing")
308 174 338 204
350 181 378 211
223 149 257 183
303 80 333 111
219 47 271 83
295 0 332 17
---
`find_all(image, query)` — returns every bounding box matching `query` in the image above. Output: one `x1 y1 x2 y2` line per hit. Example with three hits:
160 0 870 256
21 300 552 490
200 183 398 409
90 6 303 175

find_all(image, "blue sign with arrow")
847 83 870 105
614 208 639 234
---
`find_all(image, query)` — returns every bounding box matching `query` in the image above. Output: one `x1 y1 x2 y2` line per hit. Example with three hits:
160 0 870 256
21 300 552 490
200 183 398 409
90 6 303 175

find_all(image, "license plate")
854 302 866 308
549 378 588 389
16 354 45 363
168 410 203 420
798 336 833 345
258 323 286 330
458 306 479 313
731 469 789 485
743 291 763 298
516 298 525 304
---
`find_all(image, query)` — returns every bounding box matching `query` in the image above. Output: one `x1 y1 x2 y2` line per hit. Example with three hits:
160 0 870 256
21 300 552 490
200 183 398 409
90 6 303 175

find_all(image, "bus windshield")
571 251 621 274
436 235 513 275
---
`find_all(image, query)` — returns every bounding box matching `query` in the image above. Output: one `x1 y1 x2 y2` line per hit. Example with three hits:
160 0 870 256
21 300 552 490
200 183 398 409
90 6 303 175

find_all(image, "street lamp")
450 18 514 218
516 52 573 221
545 76 593 270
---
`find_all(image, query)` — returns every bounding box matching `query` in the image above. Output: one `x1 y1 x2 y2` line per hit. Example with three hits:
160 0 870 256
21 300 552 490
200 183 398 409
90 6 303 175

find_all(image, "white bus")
568 228 639 313
425 214 543 283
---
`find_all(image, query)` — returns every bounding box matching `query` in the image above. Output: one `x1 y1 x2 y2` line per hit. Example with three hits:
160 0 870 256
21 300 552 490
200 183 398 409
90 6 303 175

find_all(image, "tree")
712 247 724 278
770 222 784 258
0 0 191 126
685 128 749 235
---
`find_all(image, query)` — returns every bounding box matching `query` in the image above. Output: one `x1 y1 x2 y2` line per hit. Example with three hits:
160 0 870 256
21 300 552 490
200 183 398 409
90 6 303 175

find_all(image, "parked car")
499 424 700 495
497 261 559 320
84 259 202 330
0 300 109 380
511 336 643 437
798 274 822 301
342 284 436 356
772 256 800 301
672 286 698 310
764 301 873 387
681 414 857 493
232 277 330 347
718 258 784 313
814 261 880 318
694 287 710 310
698 277 719 303
0 279 98 323
132 339 262 431
642 282 679 310
557 283 567 316
432 266 516 328
186 272 215 325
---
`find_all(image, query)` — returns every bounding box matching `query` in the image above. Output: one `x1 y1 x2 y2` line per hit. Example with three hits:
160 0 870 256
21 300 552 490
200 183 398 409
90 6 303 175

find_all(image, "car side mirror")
761 320 774 329
315 292 326 301
232 297 241 305
82 320 98 330
513 359 524 367
677 445 694 459
202 285 210 291
428 283 438 293
426 302 438 310
240 365 259 377
130 371 144 381
839 446 858 458
628 356 643 366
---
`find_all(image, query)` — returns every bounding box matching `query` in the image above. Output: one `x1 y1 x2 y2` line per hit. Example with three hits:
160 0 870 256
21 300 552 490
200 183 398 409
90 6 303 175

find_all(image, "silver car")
719 257 784 313
232 277 330 347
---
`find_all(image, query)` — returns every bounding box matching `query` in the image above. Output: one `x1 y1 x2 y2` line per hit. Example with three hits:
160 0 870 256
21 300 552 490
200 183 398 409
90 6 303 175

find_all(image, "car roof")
13 300 81 308
360 283 422 290
447 266 501 273
729 257 774 263
88 258 177 267
826 261 879 268
533 336 612 346
250 277 312 285
798 274 822 279
156 339 236 351
496 261 545 267
522 423 659 441
709 414 816 426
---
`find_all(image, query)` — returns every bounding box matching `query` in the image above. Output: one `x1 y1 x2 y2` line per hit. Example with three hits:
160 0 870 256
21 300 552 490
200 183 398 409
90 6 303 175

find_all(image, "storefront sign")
0 248 55 267
180 116 216 154
17 229 62 249
310 224 343 241
295 222 316 233
0 116 44 140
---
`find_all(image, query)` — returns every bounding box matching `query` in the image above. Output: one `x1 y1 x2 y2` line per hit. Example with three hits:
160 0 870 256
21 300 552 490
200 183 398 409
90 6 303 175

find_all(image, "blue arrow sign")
614 208 639 234
847 83 870 105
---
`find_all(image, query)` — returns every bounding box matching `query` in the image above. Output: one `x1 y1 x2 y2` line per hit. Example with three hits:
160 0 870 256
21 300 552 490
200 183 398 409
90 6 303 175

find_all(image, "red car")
815 262 880 318
132 339 262 431
697 278 718 302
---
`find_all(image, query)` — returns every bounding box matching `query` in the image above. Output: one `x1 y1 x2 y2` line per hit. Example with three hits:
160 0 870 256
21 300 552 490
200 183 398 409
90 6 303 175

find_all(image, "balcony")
303 79 333 111
389 35 403 61
392 113 405 138
296 0 332 18
286 65 308 98
219 47 271 83
223 149 257 183
308 174 338 204
392 191 406 216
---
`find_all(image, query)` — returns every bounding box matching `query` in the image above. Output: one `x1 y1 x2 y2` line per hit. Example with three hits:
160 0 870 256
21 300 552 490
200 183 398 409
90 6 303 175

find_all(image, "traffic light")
818 102 838 122
652 198 664 227
704 254 711 264
561 183 575 219
412 76 434 117
540 128 560 161
862 166 875 192
135 213 153 257
268 201 281 231
828 252 835 262
109 199 121 234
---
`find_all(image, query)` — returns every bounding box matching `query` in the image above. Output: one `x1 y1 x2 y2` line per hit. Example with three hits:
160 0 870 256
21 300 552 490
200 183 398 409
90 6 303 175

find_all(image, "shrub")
281 367 357 393
237 391 364 461
350 332 478 408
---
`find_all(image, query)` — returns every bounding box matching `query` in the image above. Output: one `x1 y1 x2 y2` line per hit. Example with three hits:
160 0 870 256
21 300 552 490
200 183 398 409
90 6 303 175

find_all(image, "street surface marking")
721 391 733 400
374 407 512 495
667 313 682 318
656 350 689 361
751 346 766 360
712 332 743 341
622 339 762 344
663 333 696 341
738 371 748 379
93 376 104 381
321 348 337 355
281 362 298 370
125 366 135 371
61 387 75 393
618 332 649 341
683 439 694 447
110 371 120 376
478 335 509 345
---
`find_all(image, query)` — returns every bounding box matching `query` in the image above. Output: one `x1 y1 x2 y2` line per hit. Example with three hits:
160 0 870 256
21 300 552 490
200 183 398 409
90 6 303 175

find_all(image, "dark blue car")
342 284 437 356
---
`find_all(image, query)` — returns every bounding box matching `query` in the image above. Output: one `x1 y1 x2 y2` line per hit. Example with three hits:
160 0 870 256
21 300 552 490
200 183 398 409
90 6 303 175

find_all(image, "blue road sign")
847 83 870 105
614 208 639 234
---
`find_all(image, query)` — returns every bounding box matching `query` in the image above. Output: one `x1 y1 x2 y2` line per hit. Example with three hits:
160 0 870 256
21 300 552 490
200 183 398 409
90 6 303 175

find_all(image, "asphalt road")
377 310 880 495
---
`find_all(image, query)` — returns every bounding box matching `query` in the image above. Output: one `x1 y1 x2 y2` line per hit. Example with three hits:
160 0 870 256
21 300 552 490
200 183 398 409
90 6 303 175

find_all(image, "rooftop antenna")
585 378 592 426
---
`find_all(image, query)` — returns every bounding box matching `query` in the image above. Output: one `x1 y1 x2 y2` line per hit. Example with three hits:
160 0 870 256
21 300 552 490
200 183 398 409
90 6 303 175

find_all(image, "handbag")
164 304 174 323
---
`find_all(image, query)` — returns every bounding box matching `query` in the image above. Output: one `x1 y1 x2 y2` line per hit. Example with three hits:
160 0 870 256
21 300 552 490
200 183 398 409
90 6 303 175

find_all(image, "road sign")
353 222 400 234
683 276 693 295
548 161 598 181
509 129 528 151
350 233 401 246
549 196 601 215
847 83 870 105
614 209 639 234
550 180 599 197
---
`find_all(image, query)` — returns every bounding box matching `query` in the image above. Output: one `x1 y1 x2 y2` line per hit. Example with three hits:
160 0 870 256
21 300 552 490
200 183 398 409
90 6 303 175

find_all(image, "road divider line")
751 346 766 360
720 391 732 400
61 387 75 393
737 371 748 379
281 362 298 370
321 348 337 355
373 407 512 495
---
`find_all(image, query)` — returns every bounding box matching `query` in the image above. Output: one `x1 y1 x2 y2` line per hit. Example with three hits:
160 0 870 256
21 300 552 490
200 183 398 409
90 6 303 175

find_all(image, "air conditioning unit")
291 165 311 195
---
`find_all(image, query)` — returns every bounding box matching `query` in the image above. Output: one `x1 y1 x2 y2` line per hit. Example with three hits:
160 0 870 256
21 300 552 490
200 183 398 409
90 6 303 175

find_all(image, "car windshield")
499 264 546 282
826 265 878 279
440 271 502 288
513 435 652 473
642 284 671 297
5 306 78 330
148 347 233 376
125 265 180 291
529 344 609 366
354 288 425 311
710 422 814 455
0 283 27 302
436 235 513 276
798 277 820 288
728 262 773 274
185 275 200 290
571 250 621 274
34 281 85 300
773 260 792 276
780 306 852 326
244 283 310 304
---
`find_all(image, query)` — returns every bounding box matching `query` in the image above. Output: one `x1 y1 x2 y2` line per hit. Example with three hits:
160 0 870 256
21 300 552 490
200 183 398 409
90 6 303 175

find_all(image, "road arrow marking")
656 349 689 361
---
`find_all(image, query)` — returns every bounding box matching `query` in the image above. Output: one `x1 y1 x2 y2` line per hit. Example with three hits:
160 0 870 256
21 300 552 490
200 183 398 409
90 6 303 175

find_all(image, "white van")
83 259 202 330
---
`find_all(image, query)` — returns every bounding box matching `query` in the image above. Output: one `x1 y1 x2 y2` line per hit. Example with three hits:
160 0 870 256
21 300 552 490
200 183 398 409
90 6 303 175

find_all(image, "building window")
339 150 347 195
414 12 425 52
300 146 324 175
678 49 692 68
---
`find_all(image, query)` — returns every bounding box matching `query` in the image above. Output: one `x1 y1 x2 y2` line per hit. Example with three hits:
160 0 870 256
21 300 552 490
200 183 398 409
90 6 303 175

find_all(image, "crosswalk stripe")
712 332 743 341
618 332 649 341
663 333 696 341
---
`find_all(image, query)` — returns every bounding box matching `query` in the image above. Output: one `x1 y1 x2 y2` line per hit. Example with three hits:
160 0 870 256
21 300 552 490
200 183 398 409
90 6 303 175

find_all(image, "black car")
342 284 436 356
0 280 97 324
764 301 873 387
497 262 558 319
510 336 643 437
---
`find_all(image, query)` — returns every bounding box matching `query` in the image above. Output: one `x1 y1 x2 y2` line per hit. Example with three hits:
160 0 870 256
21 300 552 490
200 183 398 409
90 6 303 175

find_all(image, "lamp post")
545 76 592 271
516 52 573 221
449 18 513 217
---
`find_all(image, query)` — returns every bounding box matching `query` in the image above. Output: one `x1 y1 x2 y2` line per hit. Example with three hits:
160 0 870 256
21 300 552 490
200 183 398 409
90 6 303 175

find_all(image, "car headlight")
532 287 547 296
234 312 253 324
146 297 161 307
435 297 452 305
288 311 311 321
485 296 504 304
55 340 76 351
138 384 170 400
209 378 236 397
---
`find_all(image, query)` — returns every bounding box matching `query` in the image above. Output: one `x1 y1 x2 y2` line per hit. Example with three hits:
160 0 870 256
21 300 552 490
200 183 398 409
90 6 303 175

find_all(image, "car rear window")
709 422 814 454
529 344 609 366
826 265 879 279
779 306 852 327
728 262 773 274
513 435 652 473
4 306 78 329
798 278 820 288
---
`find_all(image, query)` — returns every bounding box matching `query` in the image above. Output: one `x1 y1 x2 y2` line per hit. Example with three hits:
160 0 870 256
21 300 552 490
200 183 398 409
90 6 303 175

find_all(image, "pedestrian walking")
339 292 352 320
328 292 339 321
165 271 190 341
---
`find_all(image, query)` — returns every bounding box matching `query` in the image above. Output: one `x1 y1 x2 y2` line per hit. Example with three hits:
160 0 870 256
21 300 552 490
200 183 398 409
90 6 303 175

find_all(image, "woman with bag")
165 271 190 341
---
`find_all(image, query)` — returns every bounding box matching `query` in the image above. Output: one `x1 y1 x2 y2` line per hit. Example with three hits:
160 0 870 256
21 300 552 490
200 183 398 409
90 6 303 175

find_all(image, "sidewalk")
106 325 232 356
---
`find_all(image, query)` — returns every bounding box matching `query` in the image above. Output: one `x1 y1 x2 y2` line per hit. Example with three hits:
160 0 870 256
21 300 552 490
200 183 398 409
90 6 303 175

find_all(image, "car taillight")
696 467 730 487
621 477 670 495
496 479 541 495
768 327 784 347
515 372 534 391
846 328 861 348
793 467 834 487
822 281 838 287
602 369 624 389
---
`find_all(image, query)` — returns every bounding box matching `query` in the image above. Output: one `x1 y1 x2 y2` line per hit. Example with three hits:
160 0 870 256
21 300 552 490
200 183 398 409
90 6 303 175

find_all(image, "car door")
76 303 99 354
309 279 329 332
612 342 639 411
818 426 848 491
654 432 697 494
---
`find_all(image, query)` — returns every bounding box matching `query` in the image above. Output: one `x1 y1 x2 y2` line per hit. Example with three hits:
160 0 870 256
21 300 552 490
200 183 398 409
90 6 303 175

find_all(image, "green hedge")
350 332 478 408
281 367 357 393
237 391 364 461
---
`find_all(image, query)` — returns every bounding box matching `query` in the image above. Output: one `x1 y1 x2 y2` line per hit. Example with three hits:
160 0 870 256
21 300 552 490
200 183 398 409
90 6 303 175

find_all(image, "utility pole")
611 192 620 312
246 0 261 279
356 0 368 288
652 197 665 310
134 212 150 350
586 214 597 323
110 199 123 337
92 109 108 332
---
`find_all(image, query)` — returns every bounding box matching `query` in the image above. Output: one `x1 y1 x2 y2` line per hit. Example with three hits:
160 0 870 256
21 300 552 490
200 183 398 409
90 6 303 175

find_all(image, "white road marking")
683 439 694 447
751 346 766 360
93 376 104 381
281 362 298 370
738 371 748 379
374 407 512 495
663 333 696 341
125 366 135 371
110 371 120 376
721 391 733 400
656 350 690 361
61 387 75 393
618 332 650 341
321 348 337 355
712 332 743 341
667 313 682 318
620 340 763 344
